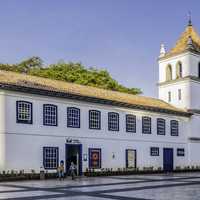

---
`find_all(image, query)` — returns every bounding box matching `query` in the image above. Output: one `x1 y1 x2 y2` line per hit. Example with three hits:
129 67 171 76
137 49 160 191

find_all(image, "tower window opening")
166 65 172 81
176 62 182 78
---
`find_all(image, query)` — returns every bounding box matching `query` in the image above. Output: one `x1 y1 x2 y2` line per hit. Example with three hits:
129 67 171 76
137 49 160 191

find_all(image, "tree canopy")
0 56 142 95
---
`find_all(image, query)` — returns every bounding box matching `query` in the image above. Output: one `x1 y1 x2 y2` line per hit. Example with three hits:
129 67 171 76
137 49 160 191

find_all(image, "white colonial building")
0 20 200 174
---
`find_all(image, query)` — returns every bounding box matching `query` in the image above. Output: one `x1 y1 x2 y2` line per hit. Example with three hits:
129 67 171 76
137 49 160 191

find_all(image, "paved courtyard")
0 173 200 199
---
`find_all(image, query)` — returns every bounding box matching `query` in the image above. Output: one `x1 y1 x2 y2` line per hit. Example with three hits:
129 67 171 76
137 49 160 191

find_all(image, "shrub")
175 166 181 170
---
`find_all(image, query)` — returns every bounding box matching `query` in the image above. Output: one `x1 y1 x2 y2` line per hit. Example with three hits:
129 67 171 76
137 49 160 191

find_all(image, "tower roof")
162 23 200 59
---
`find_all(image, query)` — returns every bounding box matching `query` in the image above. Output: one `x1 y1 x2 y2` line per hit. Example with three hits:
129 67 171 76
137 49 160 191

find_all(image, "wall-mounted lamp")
112 152 115 159
83 154 87 161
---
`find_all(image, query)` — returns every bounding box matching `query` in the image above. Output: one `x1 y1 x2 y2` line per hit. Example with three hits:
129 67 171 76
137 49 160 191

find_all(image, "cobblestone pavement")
0 173 200 199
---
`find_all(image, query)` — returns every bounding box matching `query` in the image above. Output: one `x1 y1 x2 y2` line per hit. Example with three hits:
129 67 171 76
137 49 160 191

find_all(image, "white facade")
1 23 200 174
158 23 200 172
158 52 200 110
0 89 191 173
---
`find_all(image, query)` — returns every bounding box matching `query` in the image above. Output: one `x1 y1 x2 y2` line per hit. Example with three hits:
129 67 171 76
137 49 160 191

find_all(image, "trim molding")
108 112 119 131
89 110 101 130
16 100 33 124
1 131 188 144
158 76 200 87
43 104 58 126
126 114 136 133
158 49 200 61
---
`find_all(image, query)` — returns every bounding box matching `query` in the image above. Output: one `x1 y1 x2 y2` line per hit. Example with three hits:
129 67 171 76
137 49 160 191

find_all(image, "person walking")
69 162 76 180
57 160 65 181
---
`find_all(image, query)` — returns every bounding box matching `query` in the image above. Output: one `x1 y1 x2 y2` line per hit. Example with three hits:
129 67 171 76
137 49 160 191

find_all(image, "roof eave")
157 49 200 61
0 83 192 117
158 76 200 86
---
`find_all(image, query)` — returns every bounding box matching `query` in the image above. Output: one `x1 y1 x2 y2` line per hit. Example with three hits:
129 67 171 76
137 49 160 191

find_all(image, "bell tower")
158 18 200 111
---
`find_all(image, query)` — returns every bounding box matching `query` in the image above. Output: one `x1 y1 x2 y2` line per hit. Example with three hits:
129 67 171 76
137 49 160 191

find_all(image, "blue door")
163 148 173 172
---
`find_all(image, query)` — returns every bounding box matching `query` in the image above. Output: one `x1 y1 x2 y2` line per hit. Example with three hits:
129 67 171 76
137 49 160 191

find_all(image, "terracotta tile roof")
0 70 190 116
165 25 200 58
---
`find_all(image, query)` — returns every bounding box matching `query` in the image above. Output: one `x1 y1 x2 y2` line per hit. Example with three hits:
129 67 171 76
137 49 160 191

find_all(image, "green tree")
0 57 142 95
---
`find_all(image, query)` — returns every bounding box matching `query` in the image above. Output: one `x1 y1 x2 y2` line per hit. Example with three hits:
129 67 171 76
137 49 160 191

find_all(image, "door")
126 149 137 168
66 144 82 175
163 148 173 172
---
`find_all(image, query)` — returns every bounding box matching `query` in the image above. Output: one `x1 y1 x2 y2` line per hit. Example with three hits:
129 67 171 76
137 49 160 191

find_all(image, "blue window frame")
108 112 119 131
142 116 151 134
89 148 101 169
16 101 32 124
157 118 165 135
150 147 159 156
177 148 185 156
126 114 136 133
43 104 58 126
170 120 179 136
67 107 80 128
89 110 101 130
43 147 59 169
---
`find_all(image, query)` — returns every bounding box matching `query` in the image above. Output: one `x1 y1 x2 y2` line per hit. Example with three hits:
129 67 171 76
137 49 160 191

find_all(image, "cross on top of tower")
188 11 192 26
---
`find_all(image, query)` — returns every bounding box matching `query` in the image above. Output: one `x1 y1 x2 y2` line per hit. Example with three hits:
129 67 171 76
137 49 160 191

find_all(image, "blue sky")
0 0 200 97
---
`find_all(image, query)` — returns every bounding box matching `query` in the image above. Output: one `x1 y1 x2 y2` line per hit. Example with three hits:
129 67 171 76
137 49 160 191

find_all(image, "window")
142 116 151 134
168 91 171 102
157 118 165 135
16 101 32 124
67 107 80 128
126 114 136 133
198 62 200 78
89 148 101 169
108 112 119 131
89 110 101 129
43 147 59 169
43 104 57 126
166 64 172 81
178 89 182 101
150 147 159 156
176 62 182 78
170 120 179 136
177 148 185 156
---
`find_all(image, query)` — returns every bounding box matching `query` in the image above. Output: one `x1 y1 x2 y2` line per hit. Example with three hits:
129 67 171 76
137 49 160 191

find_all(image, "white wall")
157 51 200 168
159 78 200 110
159 52 200 83
0 90 190 172
190 81 200 109
159 53 188 83
3 133 189 173
159 80 191 109
158 52 200 110
188 142 200 166
0 91 6 170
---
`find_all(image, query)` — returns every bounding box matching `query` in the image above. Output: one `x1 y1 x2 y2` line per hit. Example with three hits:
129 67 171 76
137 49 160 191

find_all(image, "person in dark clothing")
69 162 76 180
